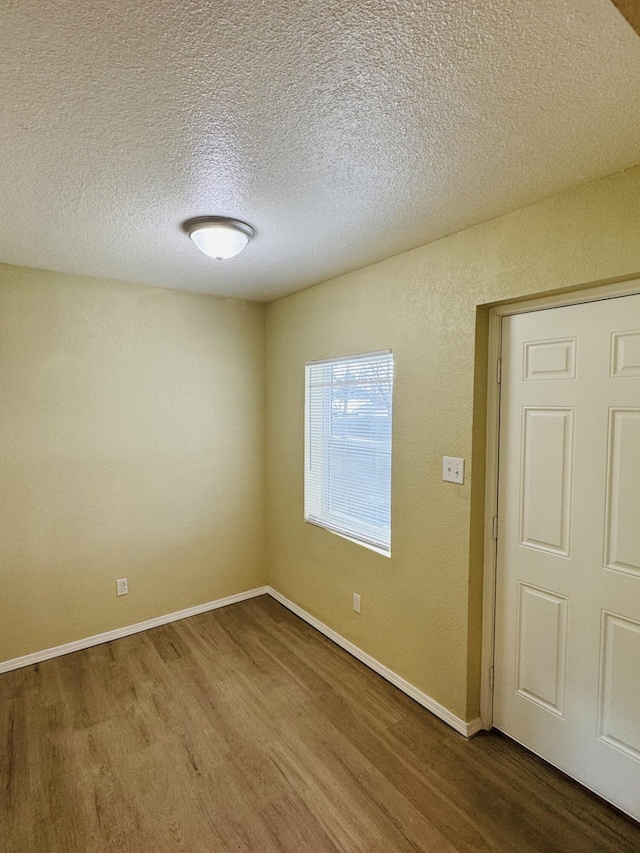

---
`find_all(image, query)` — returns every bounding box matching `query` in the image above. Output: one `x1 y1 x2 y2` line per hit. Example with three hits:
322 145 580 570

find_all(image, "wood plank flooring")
1 595 639 852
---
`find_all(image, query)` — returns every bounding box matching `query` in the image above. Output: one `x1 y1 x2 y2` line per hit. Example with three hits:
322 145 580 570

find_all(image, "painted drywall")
266 165 640 721
4 1 640 302
0 265 266 661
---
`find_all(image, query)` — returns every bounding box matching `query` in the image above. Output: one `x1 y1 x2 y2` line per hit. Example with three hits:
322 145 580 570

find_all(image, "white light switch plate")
442 456 464 484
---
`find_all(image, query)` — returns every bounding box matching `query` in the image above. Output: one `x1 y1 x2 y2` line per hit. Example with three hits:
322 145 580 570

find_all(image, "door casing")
481 275 640 730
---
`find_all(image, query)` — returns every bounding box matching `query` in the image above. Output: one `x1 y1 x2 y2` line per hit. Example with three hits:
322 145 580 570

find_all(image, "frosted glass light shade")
183 217 254 260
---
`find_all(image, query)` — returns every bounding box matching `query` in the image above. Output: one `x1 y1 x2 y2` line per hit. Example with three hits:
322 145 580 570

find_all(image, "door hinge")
496 359 502 384
492 516 498 540
489 667 494 692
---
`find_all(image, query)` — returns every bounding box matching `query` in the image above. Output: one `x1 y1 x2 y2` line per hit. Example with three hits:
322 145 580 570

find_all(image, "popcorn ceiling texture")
1 0 640 301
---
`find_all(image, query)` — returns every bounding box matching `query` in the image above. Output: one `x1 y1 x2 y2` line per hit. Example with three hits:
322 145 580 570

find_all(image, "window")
305 350 393 556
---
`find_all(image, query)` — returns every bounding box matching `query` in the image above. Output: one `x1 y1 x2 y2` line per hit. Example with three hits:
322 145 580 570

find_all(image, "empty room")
2 0 640 850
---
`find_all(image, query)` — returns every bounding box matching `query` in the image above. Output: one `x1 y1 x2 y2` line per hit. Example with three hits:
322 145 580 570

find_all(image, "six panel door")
494 294 640 821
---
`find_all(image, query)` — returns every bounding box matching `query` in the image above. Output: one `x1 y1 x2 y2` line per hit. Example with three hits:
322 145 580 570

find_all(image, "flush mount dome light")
183 216 255 260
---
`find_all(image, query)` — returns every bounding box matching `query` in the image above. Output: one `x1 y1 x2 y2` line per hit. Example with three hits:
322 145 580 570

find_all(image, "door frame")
480 276 640 730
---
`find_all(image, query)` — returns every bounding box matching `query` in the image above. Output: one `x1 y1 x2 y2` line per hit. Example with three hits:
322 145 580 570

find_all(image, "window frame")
304 349 393 557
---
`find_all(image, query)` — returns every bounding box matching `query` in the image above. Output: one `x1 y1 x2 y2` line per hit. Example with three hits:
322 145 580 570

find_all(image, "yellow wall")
266 165 640 721
3 165 640 721
0 265 267 661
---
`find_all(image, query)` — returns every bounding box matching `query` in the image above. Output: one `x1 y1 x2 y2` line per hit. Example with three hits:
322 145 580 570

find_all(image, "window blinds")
304 350 393 555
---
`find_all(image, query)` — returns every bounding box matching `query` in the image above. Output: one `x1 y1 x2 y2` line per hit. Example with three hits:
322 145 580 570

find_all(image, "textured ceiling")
1 0 640 302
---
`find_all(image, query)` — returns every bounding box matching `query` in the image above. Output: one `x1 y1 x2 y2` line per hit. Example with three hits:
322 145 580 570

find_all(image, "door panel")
515 582 568 716
520 407 573 555
604 409 640 575
523 337 577 381
611 330 640 377
598 611 640 762
494 294 640 821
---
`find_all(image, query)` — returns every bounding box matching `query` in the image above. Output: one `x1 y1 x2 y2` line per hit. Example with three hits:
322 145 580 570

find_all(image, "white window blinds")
304 350 393 555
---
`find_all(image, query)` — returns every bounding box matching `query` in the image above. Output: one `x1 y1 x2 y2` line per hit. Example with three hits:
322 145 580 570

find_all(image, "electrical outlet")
442 456 464 484
353 592 361 614
116 577 128 596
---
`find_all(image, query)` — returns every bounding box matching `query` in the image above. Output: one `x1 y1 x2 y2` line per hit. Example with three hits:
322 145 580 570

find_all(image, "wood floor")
1 596 639 852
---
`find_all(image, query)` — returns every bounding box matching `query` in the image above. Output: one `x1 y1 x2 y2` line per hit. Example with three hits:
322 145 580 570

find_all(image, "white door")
494 294 640 821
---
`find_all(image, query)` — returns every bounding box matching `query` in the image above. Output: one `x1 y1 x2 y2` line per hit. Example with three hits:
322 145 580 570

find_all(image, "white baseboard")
0 583 484 739
465 717 485 737
266 586 482 739
0 586 269 674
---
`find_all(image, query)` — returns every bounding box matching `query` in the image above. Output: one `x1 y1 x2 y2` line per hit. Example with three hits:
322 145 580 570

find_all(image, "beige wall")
3 165 640 721
266 165 640 721
0 265 267 661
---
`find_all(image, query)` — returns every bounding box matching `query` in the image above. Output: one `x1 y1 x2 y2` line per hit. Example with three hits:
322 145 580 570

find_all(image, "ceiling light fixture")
182 216 255 260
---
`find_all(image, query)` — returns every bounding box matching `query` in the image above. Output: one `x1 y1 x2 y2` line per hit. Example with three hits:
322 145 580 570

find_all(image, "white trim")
481 276 640 731
0 586 269 674
490 275 640 318
266 585 481 738
304 351 394 558
465 717 484 737
306 349 391 366
0 581 482 738
305 517 391 558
